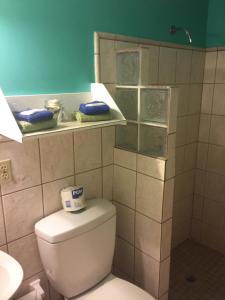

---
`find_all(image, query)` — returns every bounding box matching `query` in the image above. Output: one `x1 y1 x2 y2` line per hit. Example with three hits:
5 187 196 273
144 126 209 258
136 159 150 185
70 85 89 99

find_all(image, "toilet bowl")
35 198 155 300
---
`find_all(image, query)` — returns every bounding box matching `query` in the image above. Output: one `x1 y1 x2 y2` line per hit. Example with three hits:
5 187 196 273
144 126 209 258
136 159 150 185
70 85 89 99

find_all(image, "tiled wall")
97 33 205 299
0 127 115 299
191 49 225 254
112 148 174 299
97 33 205 251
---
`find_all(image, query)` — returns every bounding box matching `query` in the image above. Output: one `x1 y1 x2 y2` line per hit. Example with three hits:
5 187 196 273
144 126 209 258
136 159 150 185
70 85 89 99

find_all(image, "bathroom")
1 0 225 299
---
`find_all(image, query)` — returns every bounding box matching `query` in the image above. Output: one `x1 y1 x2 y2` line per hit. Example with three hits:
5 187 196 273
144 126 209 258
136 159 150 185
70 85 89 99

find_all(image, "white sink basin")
0 250 23 300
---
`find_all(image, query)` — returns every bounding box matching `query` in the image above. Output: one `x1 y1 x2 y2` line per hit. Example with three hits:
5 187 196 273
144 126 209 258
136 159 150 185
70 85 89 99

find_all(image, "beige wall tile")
135 212 171 261
207 144 225 175
209 116 225 146
159 257 171 297
100 39 116 84
0 244 7 252
203 199 225 229
115 40 138 50
136 173 164 222
212 84 225 115
192 194 204 220
165 156 175 180
2 186 43 242
161 220 172 260
199 114 211 142
134 249 159 298
8 234 43 279
186 114 200 143
202 223 225 254
102 126 115 166
114 148 136 170
215 51 225 83
103 165 113 201
0 139 41 195
147 45 159 84
114 237 134 279
135 212 161 260
201 84 214 114
175 146 185 175
194 169 206 196
177 85 189 117
100 38 115 53
113 267 134 284
184 143 197 171
158 47 177 84
172 218 191 248
175 49 192 84
137 154 165 180
113 165 136 209
191 219 203 242
167 133 176 159
159 292 169 300
204 51 217 83
76 168 102 200
205 172 225 203
162 179 174 222
188 84 203 115
40 133 74 183
74 129 101 173
176 117 188 146
114 202 135 244
174 170 194 201
43 176 74 216
197 142 208 170
0 198 6 246
190 51 205 83
173 195 193 223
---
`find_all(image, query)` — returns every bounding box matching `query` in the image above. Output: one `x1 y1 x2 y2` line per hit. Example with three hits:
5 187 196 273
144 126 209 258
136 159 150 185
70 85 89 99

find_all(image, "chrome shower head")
170 25 192 44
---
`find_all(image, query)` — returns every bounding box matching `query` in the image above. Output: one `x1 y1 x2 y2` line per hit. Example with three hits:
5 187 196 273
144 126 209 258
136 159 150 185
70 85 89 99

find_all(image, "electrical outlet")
0 159 12 184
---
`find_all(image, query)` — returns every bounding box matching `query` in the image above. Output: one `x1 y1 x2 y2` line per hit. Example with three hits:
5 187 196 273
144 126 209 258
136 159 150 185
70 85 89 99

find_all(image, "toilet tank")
35 199 116 299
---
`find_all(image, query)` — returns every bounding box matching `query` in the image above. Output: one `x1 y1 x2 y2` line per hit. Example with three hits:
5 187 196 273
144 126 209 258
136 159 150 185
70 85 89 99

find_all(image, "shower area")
96 32 225 299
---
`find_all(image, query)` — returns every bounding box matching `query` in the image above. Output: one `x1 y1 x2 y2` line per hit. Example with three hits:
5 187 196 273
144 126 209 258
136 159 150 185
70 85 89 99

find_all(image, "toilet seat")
73 274 155 300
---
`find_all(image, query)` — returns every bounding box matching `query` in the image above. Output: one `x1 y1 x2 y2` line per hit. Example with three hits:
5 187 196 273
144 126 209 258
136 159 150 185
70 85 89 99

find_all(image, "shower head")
170 25 192 44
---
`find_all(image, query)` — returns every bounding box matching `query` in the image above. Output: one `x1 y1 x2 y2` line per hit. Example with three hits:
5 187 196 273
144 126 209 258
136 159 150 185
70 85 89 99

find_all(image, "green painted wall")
0 0 208 96
207 0 225 47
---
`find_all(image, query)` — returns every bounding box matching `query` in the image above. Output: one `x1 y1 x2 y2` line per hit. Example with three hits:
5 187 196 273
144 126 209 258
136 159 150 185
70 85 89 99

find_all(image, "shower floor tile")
169 239 225 300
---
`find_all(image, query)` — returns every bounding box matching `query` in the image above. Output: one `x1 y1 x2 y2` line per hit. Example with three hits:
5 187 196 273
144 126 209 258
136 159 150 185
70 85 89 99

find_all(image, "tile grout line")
37 138 45 217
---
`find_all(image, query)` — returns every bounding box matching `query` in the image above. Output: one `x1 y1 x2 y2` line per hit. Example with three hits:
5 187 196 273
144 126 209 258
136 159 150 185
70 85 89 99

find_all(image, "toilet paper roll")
61 186 86 212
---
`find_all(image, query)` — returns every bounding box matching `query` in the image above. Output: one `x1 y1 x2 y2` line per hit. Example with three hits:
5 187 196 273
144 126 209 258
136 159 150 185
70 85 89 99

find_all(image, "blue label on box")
72 187 83 199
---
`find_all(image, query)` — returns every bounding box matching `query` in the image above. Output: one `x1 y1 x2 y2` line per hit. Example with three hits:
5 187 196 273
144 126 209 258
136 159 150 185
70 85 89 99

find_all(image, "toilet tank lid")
35 198 116 243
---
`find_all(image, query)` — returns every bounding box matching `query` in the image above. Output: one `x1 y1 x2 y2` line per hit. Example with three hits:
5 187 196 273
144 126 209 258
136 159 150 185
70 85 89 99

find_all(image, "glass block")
116 122 138 152
140 88 169 124
115 88 138 121
116 51 139 85
139 125 167 157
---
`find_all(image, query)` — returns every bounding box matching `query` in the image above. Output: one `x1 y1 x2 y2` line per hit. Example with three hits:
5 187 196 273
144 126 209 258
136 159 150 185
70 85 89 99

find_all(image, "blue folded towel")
79 101 109 115
15 109 54 123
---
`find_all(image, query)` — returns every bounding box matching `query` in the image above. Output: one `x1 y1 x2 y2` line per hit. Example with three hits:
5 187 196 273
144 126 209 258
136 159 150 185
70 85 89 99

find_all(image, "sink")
0 250 23 300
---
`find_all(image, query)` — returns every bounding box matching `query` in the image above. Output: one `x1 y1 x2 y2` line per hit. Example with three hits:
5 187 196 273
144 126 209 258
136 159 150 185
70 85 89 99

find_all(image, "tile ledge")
22 119 126 140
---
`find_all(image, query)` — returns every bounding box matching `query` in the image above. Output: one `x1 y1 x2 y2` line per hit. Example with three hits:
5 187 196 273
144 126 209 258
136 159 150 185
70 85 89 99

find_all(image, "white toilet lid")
74 274 155 300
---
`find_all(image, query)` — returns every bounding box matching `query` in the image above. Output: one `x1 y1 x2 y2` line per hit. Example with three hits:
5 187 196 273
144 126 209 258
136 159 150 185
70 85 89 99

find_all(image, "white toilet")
35 198 155 300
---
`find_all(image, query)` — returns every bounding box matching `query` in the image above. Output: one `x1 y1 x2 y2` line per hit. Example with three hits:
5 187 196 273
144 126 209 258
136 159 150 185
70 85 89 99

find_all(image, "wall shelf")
22 119 126 140
0 83 126 143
